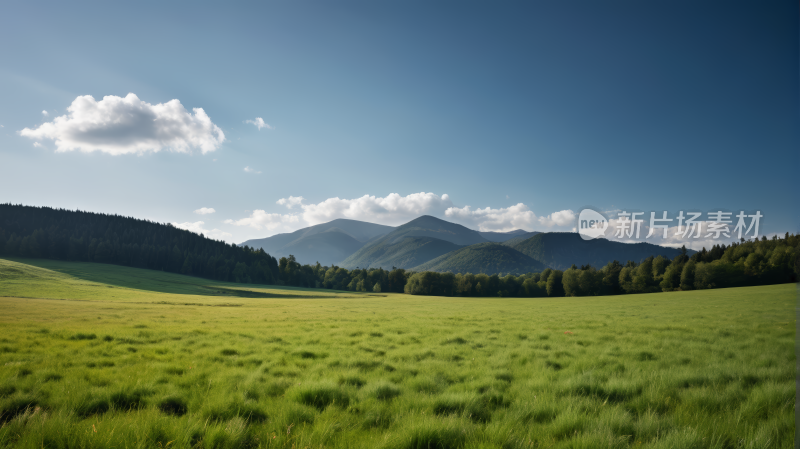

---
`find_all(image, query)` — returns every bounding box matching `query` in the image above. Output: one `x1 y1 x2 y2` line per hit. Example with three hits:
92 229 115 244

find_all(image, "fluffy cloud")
171 221 232 242
20 93 225 155
294 192 454 226
245 117 272 130
445 204 576 232
227 192 588 238
224 211 301 232
194 207 216 215
538 209 577 228
445 204 537 232
227 192 455 233
33 142 43 148
276 196 304 209
244 166 261 174
228 192 580 237
41 110 48 116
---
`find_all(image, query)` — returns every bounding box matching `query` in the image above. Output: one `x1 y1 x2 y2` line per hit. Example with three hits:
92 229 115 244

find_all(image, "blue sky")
1 1 797 246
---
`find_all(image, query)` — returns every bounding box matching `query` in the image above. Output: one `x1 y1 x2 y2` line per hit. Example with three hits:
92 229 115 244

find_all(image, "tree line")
1 204 797 298
0 204 281 284
403 234 797 298
275 233 798 297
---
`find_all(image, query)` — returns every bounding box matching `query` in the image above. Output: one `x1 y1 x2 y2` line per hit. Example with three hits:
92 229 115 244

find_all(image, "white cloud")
224 211 301 232
20 93 225 155
297 192 454 226
228 192 586 237
228 192 454 234
445 203 538 232
171 221 233 242
33 142 43 148
244 166 261 174
41 110 48 116
538 209 577 228
194 207 216 215
245 117 273 130
276 196 304 209
445 204 576 232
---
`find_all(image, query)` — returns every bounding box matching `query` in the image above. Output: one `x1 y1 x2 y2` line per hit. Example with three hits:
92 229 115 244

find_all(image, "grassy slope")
0 258 367 301
412 242 548 275
0 258 795 449
509 232 686 270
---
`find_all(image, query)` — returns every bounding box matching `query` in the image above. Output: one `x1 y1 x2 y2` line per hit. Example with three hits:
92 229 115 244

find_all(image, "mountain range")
504 232 687 271
240 215 689 274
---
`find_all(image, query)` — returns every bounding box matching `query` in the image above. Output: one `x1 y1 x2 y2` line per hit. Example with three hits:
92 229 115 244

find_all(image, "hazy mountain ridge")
507 232 692 270
278 230 364 266
240 219 394 266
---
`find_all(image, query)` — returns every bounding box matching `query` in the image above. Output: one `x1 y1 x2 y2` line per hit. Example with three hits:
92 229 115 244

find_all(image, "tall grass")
0 258 794 448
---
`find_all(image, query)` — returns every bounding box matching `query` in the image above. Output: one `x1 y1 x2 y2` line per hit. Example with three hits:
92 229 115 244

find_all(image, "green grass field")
0 258 795 448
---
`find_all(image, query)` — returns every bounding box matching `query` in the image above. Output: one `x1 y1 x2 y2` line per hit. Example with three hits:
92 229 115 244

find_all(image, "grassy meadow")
0 257 795 448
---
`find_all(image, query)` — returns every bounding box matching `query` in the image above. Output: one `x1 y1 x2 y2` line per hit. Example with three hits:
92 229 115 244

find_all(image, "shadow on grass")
4 258 393 301
2 257 331 299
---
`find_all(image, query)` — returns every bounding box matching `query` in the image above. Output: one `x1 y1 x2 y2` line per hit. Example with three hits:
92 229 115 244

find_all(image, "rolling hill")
339 215 487 269
241 219 394 265
344 236 462 270
506 232 690 270
413 242 548 275
478 229 539 242
499 234 533 247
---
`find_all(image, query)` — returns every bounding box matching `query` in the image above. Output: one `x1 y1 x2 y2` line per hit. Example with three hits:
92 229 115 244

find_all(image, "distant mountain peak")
339 215 488 269
402 215 450 226
239 218 394 266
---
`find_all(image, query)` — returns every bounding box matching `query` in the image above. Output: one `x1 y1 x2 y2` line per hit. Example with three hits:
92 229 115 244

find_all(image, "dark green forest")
0 204 281 284
413 242 546 275
506 232 688 270
1 204 797 298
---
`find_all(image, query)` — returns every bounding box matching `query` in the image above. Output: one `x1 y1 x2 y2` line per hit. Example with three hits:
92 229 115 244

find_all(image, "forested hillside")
478 229 539 242
508 232 688 270
413 242 547 275
0 204 280 284
340 216 483 269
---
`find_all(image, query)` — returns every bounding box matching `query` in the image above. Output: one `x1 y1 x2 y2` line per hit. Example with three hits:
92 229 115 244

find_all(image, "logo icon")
578 208 608 240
